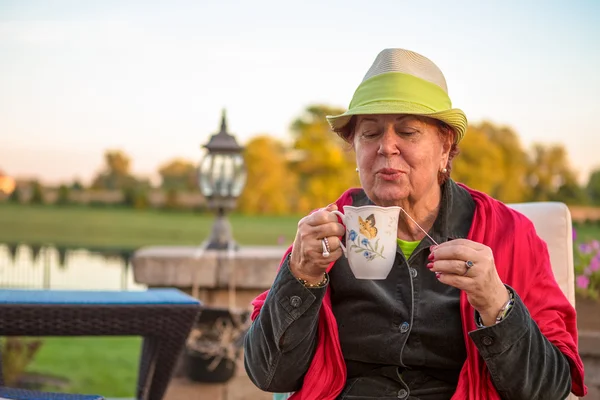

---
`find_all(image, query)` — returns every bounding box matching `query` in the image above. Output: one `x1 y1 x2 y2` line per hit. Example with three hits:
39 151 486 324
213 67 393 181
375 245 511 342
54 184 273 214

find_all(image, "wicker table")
0 289 202 400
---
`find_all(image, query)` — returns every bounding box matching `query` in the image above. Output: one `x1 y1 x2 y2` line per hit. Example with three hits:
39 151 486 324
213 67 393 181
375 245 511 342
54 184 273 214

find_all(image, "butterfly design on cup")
358 214 378 239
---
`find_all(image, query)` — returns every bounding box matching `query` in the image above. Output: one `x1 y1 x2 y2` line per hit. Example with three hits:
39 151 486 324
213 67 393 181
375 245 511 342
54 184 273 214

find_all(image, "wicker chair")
0 288 202 400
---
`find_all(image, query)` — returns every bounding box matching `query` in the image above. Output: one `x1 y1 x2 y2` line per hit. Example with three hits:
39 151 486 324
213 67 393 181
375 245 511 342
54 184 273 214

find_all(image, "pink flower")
593 240 600 251
590 257 600 272
572 228 577 242
576 275 590 289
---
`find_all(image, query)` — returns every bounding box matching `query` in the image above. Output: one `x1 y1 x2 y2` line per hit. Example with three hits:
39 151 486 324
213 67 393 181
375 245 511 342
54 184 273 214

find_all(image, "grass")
0 203 300 250
573 222 600 243
25 337 141 397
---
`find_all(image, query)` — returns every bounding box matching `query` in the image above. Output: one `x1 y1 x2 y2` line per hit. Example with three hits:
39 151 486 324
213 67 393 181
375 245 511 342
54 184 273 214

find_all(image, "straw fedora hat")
326 48 467 143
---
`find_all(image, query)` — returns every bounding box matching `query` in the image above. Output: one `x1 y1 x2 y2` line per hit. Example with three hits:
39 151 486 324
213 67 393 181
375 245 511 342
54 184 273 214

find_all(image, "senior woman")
244 49 586 400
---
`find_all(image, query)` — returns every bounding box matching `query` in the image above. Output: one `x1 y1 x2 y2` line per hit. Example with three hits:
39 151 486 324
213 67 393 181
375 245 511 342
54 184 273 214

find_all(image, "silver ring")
322 237 331 258
463 260 474 276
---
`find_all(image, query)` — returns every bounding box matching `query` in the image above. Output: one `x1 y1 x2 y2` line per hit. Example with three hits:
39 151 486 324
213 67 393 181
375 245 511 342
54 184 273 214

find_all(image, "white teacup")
332 205 400 279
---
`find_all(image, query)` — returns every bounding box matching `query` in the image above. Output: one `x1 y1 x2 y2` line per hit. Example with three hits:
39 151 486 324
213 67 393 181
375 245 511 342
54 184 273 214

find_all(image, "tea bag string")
399 207 439 246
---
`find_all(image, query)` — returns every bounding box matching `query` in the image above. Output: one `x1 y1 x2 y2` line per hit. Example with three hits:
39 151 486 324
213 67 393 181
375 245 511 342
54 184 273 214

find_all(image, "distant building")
0 170 16 194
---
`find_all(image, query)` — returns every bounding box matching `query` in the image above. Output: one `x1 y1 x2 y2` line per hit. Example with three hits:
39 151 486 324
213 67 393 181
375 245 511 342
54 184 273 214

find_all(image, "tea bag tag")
399 207 439 246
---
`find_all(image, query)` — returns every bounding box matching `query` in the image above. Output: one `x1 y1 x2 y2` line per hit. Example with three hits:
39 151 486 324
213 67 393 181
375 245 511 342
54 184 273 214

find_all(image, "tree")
478 122 531 203
105 150 131 176
70 179 84 191
91 150 138 190
8 187 22 203
122 187 149 209
30 181 44 204
586 168 600 205
237 135 299 215
56 185 70 205
453 122 531 203
555 181 588 205
527 144 581 203
163 188 180 210
290 105 360 213
452 125 505 196
158 159 197 191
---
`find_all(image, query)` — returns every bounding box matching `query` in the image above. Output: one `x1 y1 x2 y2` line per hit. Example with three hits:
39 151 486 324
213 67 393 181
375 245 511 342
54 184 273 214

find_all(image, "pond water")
0 244 145 291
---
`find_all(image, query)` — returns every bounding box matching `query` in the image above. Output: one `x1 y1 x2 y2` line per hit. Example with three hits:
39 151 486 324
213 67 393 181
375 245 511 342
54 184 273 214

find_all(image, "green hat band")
349 72 452 112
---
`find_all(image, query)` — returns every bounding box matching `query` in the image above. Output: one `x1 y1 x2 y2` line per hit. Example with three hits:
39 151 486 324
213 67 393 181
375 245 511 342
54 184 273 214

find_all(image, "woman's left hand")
429 239 510 326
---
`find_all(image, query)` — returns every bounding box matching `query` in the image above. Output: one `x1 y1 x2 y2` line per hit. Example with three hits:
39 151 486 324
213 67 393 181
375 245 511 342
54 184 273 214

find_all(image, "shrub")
56 185 70 205
0 338 44 386
573 228 600 300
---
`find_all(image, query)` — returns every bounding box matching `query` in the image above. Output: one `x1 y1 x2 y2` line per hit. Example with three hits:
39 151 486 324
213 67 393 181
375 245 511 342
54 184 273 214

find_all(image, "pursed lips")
375 168 405 181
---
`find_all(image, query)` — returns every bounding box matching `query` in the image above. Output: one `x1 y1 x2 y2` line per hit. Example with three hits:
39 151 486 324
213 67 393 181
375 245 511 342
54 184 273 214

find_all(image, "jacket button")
290 296 302 308
400 322 410 333
482 336 494 346
410 267 417 278
397 388 408 399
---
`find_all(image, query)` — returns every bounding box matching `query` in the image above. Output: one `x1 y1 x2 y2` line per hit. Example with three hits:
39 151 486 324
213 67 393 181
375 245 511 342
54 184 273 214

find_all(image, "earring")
441 167 447 173
356 167 359 173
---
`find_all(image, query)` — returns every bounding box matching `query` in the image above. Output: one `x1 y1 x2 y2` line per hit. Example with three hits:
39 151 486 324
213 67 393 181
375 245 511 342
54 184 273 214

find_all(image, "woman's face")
353 114 452 207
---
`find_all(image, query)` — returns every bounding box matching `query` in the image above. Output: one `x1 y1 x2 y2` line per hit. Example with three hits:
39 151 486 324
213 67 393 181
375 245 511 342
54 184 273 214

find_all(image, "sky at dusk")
1 0 598 185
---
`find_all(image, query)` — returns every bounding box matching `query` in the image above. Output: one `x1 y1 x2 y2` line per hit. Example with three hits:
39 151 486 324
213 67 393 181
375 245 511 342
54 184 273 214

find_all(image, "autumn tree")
105 150 130 175
90 150 151 208
237 135 299 215
91 150 139 190
452 124 505 196
452 122 531 203
158 158 197 191
478 122 531 202
290 105 360 213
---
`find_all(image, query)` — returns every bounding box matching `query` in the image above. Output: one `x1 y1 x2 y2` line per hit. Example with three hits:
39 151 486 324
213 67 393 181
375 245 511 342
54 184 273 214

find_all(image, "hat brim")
326 101 467 144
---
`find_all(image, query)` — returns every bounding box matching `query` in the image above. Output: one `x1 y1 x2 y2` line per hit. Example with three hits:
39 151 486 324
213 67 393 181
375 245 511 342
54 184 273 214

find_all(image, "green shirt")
396 238 421 260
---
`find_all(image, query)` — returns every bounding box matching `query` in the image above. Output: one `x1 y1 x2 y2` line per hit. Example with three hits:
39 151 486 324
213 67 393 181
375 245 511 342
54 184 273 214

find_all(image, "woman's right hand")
289 203 346 284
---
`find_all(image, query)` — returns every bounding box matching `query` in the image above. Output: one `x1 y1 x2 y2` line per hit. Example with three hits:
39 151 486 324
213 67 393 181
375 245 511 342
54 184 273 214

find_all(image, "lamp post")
198 110 247 250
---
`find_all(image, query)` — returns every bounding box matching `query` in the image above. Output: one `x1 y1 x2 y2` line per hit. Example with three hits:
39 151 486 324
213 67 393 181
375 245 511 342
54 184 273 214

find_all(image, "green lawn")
2 203 598 250
26 337 141 397
573 222 600 243
0 203 300 250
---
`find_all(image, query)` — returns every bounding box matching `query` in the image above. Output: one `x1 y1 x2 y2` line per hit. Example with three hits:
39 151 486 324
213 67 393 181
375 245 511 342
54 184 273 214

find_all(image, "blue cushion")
0 288 199 306
0 387 104 399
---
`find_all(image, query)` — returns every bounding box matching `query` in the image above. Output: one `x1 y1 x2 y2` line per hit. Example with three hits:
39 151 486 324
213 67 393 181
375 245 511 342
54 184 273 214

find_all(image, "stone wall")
133 245 284 400
579 332 600 398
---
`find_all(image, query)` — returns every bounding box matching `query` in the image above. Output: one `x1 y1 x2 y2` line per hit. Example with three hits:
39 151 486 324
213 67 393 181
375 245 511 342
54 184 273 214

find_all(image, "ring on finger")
322 237 331 257
462 260 474 276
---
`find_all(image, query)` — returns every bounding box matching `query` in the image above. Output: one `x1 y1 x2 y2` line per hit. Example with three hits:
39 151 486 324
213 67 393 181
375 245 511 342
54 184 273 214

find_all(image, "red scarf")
251 186 587 399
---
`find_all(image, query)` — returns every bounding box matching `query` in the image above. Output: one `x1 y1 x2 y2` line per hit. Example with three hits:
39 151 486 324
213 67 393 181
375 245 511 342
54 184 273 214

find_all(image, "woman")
244 48 587 399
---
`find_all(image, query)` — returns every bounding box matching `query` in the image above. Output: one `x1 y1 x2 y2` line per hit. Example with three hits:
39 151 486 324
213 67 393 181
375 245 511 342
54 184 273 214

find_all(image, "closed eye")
397 130 420 139
359 132 378 139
